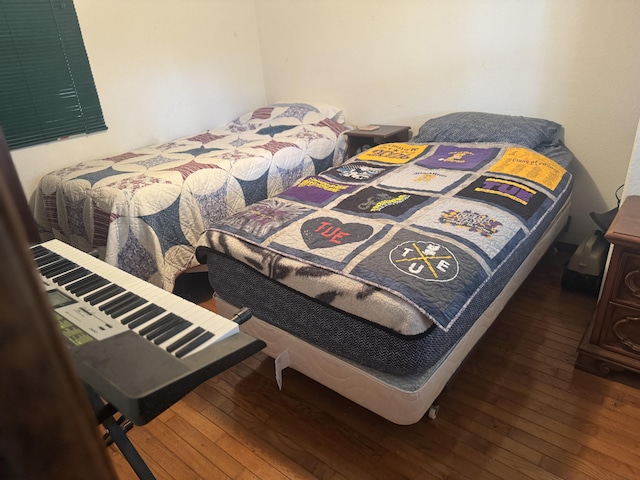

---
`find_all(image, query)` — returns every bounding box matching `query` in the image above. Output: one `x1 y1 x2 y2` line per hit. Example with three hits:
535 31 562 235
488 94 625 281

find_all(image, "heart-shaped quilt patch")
301 217 373 249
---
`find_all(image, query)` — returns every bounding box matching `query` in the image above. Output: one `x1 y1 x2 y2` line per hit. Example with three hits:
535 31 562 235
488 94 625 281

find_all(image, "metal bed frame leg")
85 385 156 480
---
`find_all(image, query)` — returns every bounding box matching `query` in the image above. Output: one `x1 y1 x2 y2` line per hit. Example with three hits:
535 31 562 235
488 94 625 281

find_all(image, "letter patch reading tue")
390 241 459 282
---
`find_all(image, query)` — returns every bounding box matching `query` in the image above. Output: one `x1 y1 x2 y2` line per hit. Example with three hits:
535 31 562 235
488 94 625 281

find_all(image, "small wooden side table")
575 195 640 376
344 125 411 158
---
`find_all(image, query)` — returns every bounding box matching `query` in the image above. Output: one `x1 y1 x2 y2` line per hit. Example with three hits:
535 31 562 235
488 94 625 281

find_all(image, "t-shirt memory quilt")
203 142 572 334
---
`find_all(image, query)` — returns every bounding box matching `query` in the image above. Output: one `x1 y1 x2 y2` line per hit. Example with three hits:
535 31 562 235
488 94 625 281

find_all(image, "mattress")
213 199 569 425
197 141 573 378
33 103 349 291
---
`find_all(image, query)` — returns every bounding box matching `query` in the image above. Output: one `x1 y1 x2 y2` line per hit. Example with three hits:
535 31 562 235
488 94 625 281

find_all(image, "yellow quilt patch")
358 143 429 164
488 147 566 191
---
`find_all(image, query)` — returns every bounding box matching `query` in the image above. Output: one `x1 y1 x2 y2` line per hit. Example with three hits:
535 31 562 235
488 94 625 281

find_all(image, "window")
0 0 106 149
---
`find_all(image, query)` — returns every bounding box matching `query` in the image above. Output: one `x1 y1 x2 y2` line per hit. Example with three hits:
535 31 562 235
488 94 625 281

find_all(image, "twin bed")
34 108 575 425
33 103 349 291
195 112 575 424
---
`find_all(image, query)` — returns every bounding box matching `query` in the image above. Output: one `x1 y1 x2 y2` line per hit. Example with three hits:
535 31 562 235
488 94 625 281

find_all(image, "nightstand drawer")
598 302 640 355
611 251 640 307
576 196 640 376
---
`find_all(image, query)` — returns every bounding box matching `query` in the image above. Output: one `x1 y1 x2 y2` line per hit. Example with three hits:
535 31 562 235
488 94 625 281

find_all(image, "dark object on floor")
562 230 609 296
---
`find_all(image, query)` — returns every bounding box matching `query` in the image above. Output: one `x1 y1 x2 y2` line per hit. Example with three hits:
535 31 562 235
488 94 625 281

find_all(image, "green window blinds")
0 0 106 150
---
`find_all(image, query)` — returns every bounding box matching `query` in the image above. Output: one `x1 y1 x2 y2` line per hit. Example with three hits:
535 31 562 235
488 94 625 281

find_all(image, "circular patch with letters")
389 240 459 282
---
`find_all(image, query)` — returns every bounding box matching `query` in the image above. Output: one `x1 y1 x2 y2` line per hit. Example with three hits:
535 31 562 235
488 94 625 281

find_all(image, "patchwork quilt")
33 103 349 290
200 141 572 335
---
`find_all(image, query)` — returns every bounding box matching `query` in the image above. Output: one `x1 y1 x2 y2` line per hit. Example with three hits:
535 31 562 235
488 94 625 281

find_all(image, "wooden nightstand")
345 125 412 158
576 195 640 375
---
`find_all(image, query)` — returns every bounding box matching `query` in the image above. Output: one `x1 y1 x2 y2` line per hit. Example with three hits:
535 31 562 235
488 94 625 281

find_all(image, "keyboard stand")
78 329 265 479
76 328 265 480
30 240 266 478
86 384 156 480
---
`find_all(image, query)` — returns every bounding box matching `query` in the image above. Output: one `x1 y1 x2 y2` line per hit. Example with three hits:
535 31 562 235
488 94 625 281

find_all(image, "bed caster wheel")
427 405 440 420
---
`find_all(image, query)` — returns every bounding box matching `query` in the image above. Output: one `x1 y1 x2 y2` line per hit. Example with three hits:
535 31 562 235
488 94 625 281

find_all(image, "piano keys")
32 239 264 425
33 240 236 358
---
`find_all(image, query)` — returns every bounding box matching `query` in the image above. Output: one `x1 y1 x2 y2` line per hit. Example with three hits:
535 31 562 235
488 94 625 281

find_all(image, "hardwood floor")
110 247 640 480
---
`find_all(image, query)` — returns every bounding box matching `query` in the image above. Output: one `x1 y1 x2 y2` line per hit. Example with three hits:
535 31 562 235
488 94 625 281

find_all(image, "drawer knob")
613 315 640 351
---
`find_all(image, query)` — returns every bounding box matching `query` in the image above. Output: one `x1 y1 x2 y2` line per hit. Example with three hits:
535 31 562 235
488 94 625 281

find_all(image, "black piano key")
127 313 158 329
38 256 68 271
83 282 119 302
40 259 72 277
166 327 204 353
74 281 112 299
85 284 125 305
86 285 125 306
30 245 48 258
45 264 78 279
53 267 90 286
153 321 191 345
174 331 214 358
34 252 59 267
110 297 148 319
126 306 166 329
43 264 76 279
99 292 137 313
67 275 108 296
138 314 176 336
121 304 164 326
34 253 58 267
66 273 99 291
68 278 104 297
49 265 81 281
145 316 185 341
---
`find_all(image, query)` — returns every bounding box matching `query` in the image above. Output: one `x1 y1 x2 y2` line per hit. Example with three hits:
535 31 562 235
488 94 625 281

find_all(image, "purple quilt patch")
281 176 358 205
417 145 499 171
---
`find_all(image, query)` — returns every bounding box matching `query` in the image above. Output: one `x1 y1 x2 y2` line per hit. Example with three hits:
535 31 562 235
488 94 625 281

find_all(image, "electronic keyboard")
31 239 264 424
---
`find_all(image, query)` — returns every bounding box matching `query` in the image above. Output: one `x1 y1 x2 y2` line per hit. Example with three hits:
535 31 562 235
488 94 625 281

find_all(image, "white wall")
256 0 640 244
624 120 640 198
11 0 640 245
12 0 266 199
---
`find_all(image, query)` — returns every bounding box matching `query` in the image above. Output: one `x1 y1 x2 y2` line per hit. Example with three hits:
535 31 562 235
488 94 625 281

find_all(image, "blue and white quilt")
33 103 349 290
200 141 572 334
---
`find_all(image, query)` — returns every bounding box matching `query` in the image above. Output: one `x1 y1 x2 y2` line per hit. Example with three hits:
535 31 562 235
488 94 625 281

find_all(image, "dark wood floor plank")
440 397 544 466
194 396 319 480
164 407 244 478
379 427 495 480
143 419 229 480
125 425 201 479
